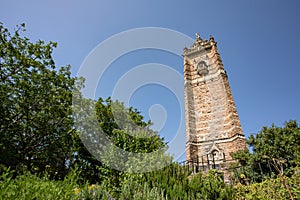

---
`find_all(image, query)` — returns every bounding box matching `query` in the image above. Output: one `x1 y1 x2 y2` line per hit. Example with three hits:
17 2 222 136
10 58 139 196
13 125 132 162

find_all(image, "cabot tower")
184 34 247 174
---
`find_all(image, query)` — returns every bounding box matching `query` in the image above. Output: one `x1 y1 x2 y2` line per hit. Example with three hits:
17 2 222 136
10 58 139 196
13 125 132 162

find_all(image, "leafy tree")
0 23 76 179
71 96 170 191
234 168 300 200
248 120 299 164
95 97 166 153
232 120 300 182
94 98 170 184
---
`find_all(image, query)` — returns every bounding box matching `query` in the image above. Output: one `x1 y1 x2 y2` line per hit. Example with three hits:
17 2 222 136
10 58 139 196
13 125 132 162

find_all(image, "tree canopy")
0 23 76 179
0 23 170 184
232 120 300 182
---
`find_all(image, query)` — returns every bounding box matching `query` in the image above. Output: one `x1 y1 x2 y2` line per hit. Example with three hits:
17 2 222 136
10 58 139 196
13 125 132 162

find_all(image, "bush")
0 168 112 200
0 169 78 199
234 168 300 200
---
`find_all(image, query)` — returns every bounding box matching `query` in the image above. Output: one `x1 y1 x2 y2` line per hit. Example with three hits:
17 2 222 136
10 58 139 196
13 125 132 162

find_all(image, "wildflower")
88 184 96 190
73 188 80 195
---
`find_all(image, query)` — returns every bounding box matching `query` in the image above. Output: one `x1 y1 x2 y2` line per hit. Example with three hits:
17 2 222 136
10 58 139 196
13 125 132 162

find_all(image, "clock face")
197 61 209 76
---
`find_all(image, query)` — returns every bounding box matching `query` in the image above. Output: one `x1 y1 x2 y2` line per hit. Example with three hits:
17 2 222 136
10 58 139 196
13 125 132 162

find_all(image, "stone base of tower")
186 134 247 164
185 157 242 184
185 160 237 184
185 135 247 183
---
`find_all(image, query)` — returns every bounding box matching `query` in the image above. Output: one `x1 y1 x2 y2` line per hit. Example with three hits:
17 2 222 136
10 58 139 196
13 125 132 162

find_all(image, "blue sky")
1 0 300 161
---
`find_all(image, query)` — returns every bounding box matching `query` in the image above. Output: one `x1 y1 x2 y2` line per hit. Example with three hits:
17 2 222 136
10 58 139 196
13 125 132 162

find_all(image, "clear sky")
1 0 300 161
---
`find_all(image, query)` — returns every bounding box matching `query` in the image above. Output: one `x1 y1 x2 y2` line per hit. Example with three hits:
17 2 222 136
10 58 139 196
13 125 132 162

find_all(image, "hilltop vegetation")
0 23 299 199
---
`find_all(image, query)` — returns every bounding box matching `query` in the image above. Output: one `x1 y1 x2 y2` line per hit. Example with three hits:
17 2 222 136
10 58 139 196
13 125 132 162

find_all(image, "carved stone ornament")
196 61 209 76
207 143 225 162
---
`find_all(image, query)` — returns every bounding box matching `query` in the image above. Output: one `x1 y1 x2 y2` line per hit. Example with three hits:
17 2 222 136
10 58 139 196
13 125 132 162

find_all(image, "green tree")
0 23 76 179
72 96 171 191
248 120 300 165
232 120 300 182
95 97 166 153
96 98 171 193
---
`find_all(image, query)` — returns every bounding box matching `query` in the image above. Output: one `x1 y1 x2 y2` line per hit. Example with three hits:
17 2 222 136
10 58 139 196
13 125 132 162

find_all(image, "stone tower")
183 34 247 173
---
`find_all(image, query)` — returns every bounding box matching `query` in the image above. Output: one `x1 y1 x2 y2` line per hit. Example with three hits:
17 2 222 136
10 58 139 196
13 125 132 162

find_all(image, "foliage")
94 97 170 195
71 95 171 191
0 22 168 185
248 120 300 165
2 22 299 200
0 168 78 200
141 164 234 200
232 120 300 182
1 166 299 200
119 174 166 200
234 167 300 200
0 168 114 200
0 22 77 179
0 22 170 187
95 97 166 154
